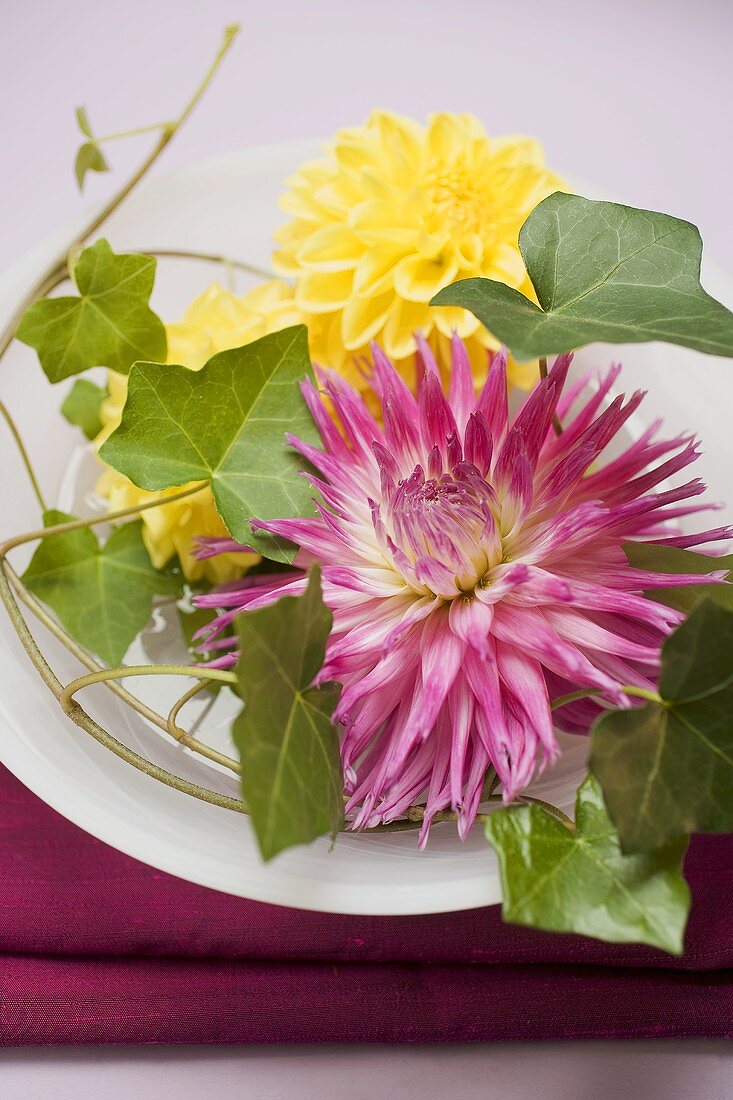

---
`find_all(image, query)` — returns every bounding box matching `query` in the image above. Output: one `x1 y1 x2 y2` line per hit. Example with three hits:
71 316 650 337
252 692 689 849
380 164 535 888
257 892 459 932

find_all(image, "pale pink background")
2 0 733 271
2 0 732 1093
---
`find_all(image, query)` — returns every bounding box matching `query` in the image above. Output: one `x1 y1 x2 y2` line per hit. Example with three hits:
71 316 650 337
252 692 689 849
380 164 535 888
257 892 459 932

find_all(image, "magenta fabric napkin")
1 762 732 1044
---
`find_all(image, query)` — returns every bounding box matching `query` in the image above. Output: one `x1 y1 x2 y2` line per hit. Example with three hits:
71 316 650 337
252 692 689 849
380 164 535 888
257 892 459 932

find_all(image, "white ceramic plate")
0 144 731 914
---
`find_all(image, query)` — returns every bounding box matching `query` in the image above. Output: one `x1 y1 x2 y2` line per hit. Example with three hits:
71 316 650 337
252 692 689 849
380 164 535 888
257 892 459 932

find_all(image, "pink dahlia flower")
195 337 729 842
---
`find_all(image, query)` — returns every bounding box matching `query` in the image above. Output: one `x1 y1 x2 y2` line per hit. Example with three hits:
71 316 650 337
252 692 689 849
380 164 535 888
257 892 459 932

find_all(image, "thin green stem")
166 679 241 773
519 795 574 828
0 399 47 511
622 685 662 704
551 684 661 711
60 663 237 715
550 688 600 710
96 121 173 143
0 482 204 558
147 248 275 282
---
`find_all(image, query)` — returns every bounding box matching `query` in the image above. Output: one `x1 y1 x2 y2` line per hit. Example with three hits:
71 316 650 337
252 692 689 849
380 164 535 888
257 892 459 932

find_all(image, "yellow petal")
340 290 394 351
295 269 354 313
296 224 363 271
348 200 419 245
383 298 433 361
353 244 406 297
241 279 295 312
426 112 483 160
486 241 527 288
272 247 302 277
393 254 458 302
455 232 484 271
489 134 546 168
432 304 481 340
507 357 540 391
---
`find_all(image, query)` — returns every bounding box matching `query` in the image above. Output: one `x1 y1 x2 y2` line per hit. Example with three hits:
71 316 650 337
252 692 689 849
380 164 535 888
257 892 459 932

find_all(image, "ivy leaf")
623 541 733 614
17 239 167 383
74 107 110 190
75 142 109 191
231 566 344 861
61 378 110 440
99 325 317 564
22 511 180 666
76 105 94 139
432 193 733 362
485 775 690 955
591 600 733 853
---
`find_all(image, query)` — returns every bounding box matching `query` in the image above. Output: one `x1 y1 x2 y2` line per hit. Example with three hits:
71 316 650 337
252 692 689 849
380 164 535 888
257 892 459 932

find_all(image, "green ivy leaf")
591 599 733 853
232 566 344 861
61 378 110 440
76 105 94 139
22 511 180 666
432 193 733 362
99 325 317 564
17 239 167 383
485 775 690 955
74 107 110 190
75 142 110 191
623 541 733 614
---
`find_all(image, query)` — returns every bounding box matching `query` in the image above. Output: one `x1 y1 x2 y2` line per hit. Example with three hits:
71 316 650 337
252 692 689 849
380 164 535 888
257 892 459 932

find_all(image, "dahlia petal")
447 683 474 812
448 595 495 657
496 643 557 759
448 332 476 435
492 606 626 702
384 613 466 779
464 412 493 477
195 536 255 559
648 525 733 549
475 347 508 443
544 607 661 664
300 378 350 460
541 363 622 463
509 354 569 467
419 369 458 454
414 331 441 378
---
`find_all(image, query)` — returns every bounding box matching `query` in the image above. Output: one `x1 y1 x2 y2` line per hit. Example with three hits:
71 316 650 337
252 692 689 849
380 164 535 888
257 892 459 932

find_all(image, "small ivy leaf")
22 511 180 666
485 774 690 955
591 599 733 853
623 541 733 614
232 566 344 861
61 378 110 440
99 325 318 564
76 106 93 138
432 193 733 362
75 141 110 191
74 107 110 190
17 239 167 383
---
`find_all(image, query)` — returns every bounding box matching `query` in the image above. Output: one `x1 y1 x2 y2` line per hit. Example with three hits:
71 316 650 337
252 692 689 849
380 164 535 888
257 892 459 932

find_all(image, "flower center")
423 167 492 238
377 462 503 599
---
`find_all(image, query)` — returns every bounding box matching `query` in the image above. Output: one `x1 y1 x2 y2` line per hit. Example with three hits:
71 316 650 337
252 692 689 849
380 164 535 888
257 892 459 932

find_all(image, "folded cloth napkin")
1 763 732 1044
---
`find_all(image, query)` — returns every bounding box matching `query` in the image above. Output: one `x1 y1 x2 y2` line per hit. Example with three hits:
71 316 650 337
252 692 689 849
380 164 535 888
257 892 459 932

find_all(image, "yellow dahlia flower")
275 110 566 389
95 280 304 583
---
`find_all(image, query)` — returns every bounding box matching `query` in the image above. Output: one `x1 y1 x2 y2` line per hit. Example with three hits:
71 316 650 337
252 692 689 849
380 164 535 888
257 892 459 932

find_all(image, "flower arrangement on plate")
2 25 732 953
